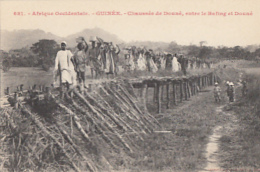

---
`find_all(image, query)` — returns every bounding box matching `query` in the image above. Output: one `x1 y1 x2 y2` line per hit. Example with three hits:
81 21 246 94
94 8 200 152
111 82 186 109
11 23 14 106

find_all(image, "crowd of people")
53 36 121 98
52 36 213 98
123 46 212 75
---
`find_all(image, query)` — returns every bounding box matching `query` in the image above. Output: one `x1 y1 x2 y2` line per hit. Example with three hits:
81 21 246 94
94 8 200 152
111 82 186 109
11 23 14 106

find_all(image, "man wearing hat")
213 82 221 102
53 41 76 98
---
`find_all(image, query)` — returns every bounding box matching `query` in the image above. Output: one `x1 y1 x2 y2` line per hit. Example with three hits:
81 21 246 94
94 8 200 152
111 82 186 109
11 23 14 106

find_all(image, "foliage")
30 39 59 71
1 50 12 72
2 58 12 72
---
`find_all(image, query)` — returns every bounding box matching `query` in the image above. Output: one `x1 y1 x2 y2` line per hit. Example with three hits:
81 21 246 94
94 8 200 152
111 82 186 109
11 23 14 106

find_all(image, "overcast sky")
1 0 260 47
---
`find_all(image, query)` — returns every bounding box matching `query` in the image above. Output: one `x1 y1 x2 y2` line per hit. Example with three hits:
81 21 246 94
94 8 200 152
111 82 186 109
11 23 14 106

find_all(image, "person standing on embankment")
53 41 76 98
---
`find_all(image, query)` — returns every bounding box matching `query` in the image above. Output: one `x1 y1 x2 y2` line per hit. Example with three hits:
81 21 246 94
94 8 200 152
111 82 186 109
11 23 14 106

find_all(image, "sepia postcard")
0 0 260 171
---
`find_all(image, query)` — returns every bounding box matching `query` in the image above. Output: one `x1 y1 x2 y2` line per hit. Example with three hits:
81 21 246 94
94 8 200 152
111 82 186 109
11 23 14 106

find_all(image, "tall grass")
219 72 260 169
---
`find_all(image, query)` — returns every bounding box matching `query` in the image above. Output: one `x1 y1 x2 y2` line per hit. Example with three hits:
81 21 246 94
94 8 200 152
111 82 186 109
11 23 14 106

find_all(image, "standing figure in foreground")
53 41 76 99
104 43 118 79
111 44 120 76
213 82 221 102
87 38 100 79
74 37 88 92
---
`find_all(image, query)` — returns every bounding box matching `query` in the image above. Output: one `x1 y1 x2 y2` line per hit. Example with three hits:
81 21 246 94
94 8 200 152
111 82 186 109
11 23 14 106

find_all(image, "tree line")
1 39 260 72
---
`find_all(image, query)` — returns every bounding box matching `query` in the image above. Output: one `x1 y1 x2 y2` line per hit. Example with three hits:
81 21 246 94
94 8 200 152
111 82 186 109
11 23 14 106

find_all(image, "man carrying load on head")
74 37 88 92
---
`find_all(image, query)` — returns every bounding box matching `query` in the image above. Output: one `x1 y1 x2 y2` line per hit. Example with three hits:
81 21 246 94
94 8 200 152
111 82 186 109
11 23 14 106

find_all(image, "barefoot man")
53 41 76 98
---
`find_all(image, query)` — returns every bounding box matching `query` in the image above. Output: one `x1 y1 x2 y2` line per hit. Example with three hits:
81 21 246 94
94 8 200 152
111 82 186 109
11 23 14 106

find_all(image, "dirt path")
200 104 239 172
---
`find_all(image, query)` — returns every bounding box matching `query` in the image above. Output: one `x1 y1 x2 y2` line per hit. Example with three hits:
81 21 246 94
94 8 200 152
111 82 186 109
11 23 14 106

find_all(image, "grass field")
219 71 260 170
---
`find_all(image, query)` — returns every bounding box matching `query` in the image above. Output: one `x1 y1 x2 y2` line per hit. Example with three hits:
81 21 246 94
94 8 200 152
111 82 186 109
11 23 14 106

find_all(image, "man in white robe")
53 41 76 98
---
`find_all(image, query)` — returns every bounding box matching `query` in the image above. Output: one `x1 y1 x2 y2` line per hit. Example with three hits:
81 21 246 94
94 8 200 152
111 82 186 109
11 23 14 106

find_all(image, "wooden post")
180 81 183 102
166 82 170 109
184 81 188 100
161 84 164 101
193 80 196 95
187 81 191 98
190 80 193 96
202 76 205 88
187 81 191 97
14 92 18 109
45 87 51 100
153 83 157 103
156 82 161 113
172 82 177 105
210 73 213 85
146 86 149 104
142 83 148 112
199 76 202 89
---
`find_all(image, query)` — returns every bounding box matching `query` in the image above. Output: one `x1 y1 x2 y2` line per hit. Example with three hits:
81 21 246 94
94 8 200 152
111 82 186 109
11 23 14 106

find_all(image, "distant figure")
53 41 76 98
137 49 147 71
226 81 230 99
145 51 158 73
228 82 235 102
172 54 180 72
242 81 248 96
159 53 166 70
213 82 221 102
127 47 136 72
165 53 173 70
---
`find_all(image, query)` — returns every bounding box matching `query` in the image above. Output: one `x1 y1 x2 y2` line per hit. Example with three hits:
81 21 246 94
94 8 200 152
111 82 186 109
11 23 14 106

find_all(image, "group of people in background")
53 36 120 98
53 36 213 98
213 81 235 103
123 46 212 75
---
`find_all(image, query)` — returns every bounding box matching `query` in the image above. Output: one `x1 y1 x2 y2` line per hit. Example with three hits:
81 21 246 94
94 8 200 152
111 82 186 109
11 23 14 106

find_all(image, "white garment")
148 59 158 73
54 50 75 85
137 54 147 71
129 54 135 71
172 57 179 72
160 57 166 70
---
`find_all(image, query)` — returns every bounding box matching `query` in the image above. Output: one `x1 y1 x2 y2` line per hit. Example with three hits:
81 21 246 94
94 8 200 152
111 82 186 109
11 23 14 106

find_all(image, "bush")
42 58 53 72
2 58 12 72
